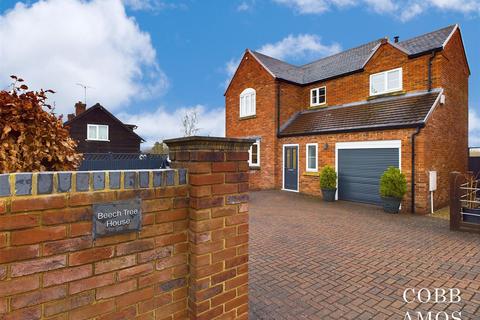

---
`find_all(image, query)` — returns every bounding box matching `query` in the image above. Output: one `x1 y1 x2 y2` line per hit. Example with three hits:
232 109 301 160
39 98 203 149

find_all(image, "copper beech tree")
0 76 82 172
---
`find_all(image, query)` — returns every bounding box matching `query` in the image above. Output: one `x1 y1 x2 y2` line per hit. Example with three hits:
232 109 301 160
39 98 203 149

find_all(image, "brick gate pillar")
165 136 254 320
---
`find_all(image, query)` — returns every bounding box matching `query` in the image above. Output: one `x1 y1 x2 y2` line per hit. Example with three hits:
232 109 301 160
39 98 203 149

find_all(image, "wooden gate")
449 171 480 234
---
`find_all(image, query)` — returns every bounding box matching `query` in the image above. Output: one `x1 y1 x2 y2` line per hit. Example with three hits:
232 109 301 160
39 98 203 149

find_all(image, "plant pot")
381 196 401 214
321 188 336 202
462 207 480 224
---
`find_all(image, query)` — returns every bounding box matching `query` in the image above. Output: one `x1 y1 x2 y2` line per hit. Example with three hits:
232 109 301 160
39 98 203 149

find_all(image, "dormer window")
370 68 403 96
240 88 256 118
310 87 326 107
87 124 109 141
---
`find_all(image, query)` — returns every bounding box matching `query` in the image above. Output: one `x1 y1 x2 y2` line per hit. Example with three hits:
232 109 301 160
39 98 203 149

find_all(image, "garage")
336 141 401 205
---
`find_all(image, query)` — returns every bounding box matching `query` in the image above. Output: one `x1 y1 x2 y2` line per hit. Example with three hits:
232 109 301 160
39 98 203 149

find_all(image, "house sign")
92 198 142 238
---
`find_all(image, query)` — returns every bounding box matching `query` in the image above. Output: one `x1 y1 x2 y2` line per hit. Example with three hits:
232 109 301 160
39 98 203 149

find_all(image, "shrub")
379 167 407 199
0 76 82 172
319 165 337 190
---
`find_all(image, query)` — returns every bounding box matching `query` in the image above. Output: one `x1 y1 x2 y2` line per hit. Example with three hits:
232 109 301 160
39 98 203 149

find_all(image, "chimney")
394 36 399 43
67 113 75 121
75 101 86 116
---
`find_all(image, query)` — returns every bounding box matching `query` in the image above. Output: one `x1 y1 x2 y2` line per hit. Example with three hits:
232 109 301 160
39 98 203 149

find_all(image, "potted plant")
379 167 407 213
461 172 480 224
320 165 337 202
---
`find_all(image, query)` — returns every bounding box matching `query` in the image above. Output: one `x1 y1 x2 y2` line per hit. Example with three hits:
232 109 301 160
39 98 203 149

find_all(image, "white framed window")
310 87 326 107
87 124 109 141
370 68 403 96
306 143 318 172
240 88 256 118
248 139 260 167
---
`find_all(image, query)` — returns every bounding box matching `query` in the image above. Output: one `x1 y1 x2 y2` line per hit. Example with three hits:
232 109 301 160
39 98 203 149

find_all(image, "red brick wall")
167 137 251 320
0 172 189 319
225 51 278 190
418 29 469 211
269 42 444 130
225 44 446 192
225 31 469 214
276 128 422 213
0 137 252 320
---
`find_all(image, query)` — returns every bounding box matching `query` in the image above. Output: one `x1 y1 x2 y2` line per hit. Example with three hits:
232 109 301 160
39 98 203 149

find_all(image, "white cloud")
237 1 252 11
272 0 480 20
117 105 225 147
258 34 342 61
363 0 397 13
469 109 480 146
223 34 341 87
272 0 355 14
122 0 184 11
0 0 167 116
400 2 424 22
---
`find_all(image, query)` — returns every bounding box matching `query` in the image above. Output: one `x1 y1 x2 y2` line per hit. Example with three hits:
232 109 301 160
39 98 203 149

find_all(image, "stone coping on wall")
0 168 187 197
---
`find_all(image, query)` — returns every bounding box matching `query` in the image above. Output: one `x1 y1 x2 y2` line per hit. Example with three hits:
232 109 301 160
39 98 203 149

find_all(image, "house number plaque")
92 198 142 238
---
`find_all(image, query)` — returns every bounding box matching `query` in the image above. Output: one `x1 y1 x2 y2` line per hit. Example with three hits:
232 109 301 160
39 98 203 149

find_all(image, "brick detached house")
225 24 470 214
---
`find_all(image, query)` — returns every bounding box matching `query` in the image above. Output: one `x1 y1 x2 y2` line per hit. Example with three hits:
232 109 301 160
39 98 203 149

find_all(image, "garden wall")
0 136 252 320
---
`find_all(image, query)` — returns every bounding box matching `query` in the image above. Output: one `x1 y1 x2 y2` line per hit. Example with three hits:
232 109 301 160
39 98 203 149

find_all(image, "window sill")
249 166 260 170
303 171 319 176
308 104 328 110
239 115 256 120
368 90 406 100
86 139 110 142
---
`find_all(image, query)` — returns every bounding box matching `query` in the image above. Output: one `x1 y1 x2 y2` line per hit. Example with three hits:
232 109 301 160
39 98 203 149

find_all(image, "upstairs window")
370 68 402 96
310 87 326 107
240 88 256 118
87 124 109 141
248 139 260 167
306 143 318 172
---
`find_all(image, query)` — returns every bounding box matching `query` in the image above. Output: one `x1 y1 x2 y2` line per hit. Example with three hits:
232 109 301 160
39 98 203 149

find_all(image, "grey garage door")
338 148 399 205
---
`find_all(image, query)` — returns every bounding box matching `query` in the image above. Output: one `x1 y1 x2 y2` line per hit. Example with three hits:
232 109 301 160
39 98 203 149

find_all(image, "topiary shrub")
319 165 337 190
379 167 407 199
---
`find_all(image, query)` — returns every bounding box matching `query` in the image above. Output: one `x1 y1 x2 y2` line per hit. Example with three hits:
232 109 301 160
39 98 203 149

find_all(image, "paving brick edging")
0 169 188 197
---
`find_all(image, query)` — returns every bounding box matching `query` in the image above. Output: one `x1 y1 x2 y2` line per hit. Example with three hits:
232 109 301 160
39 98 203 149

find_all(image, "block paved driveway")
248 191 480 320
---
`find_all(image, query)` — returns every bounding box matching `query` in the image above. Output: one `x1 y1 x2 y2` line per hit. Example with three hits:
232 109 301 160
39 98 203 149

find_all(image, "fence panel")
468 157 480 178
78 153 168 171
449 171 480 234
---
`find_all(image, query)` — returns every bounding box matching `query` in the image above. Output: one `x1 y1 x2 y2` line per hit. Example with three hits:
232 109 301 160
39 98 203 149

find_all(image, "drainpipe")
428 51 436 92
411 127 421 213
276 81 281 136
411 50 436 213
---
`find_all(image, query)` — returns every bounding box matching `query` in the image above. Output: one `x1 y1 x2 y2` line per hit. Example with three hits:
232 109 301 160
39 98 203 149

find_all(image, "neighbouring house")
65 102 145 153
225 24 470 214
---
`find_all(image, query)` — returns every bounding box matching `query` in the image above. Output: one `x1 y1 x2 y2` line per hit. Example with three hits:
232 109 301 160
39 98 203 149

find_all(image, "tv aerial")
76 83 94 105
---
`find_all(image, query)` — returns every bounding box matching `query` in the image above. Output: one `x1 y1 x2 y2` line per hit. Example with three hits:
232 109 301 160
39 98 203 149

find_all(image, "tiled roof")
279 90 441 136
250 25 457 85
396 25 456 56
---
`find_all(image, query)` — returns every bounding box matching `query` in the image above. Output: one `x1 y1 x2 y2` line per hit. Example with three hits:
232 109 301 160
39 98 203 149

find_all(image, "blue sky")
1 0 479 146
